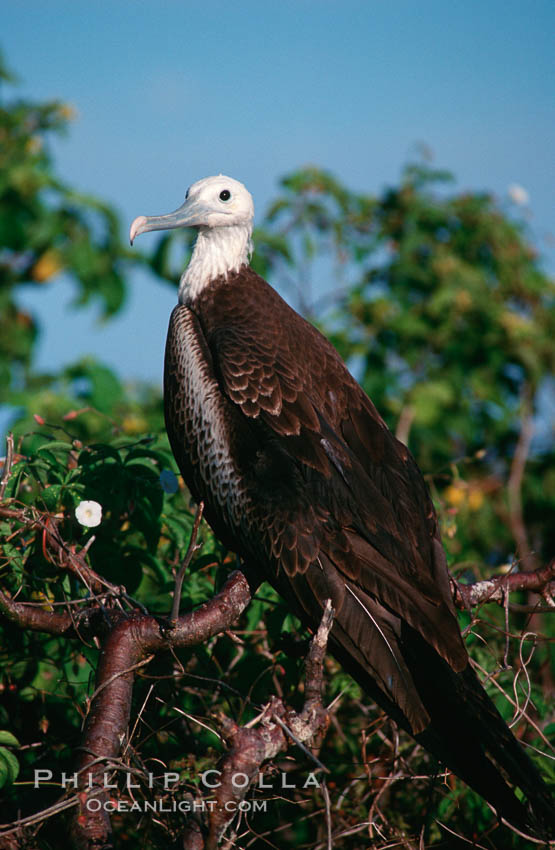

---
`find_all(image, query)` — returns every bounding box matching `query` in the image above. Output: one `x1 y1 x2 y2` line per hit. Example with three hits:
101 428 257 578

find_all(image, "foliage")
2 432 553 849
1 55 554 849
259 165 555 573
0 49 147 421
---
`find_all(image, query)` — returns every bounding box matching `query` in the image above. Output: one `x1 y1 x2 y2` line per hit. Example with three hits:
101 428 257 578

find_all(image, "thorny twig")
169 500 204 624
452 559 555 610
205 601 334 850
0 434 15 500
507 387 537 573
2 449 555 848
470 657 554 754
509 631 536 730
321 780 333 850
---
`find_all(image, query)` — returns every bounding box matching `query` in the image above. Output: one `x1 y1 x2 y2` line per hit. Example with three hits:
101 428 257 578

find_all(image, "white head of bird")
130 175 254 302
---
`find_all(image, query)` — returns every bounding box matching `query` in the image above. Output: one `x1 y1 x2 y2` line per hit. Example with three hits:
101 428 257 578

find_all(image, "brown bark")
2 485 555 849
507 388 537 573
70 571 252 850
205 601 333 850
452 560 555 610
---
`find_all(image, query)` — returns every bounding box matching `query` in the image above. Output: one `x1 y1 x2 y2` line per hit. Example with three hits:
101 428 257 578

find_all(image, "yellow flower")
58 103 78 121
25 136 43 155
445 484 466 507
31 250 63 282
467 489 484 511
122 414 148 434
455 289 472 311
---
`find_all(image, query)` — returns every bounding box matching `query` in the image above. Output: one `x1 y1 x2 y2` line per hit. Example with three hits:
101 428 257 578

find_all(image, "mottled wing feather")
166 267 555 832
282 554 432 733
188 267 467 678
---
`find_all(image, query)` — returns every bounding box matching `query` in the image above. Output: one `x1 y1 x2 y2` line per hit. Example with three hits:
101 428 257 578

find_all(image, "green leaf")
0 747 20 789
0 730 19 747
36 440 73 454
41 483 63 511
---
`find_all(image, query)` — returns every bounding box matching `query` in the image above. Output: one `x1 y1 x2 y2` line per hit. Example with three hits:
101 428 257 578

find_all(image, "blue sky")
4 0 555 388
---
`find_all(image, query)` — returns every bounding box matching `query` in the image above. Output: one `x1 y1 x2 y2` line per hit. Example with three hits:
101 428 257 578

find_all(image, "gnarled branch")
453 560 555 610
70 570 253 850
206 601 333 850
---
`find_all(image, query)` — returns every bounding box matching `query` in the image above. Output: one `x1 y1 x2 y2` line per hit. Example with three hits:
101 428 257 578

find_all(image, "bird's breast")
164 304 251 532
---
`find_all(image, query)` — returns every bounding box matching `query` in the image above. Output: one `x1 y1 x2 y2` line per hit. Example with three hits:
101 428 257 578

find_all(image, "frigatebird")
130 175 554 839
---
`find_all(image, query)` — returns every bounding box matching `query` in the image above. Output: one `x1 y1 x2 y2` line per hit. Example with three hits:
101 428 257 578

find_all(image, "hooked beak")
129 197 211 245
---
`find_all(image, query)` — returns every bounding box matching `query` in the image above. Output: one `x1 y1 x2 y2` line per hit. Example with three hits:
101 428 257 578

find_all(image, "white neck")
178 224 252 303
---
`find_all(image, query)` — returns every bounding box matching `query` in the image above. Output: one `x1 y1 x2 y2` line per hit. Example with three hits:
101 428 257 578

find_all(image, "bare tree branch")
0 588 111 638
507 387 537 573
0 434 15 501
452 560 555 610
70 570 252 850
169 501 204 625
205 601 334 850
2 484 555 850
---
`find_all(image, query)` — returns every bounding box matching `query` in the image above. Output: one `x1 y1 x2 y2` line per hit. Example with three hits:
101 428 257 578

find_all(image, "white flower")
160 469 179 494
75 500 102 528
507 183 529 206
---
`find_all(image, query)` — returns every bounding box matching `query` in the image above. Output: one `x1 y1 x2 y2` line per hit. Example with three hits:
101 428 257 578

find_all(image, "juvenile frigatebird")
130 175 554 839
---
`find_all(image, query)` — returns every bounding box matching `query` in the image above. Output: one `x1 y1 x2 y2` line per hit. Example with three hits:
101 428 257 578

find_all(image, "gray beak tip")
129 215 148 246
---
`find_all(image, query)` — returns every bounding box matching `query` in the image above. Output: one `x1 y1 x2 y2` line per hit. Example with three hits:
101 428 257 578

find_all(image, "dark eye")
219 189 231 202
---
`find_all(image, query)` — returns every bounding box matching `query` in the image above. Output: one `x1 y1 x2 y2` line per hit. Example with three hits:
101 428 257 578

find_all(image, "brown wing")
169 270 555 826
191 268 468 707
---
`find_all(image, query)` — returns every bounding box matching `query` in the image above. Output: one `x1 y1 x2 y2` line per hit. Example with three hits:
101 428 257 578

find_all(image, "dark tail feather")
406 630 555 841
280 565 554 839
